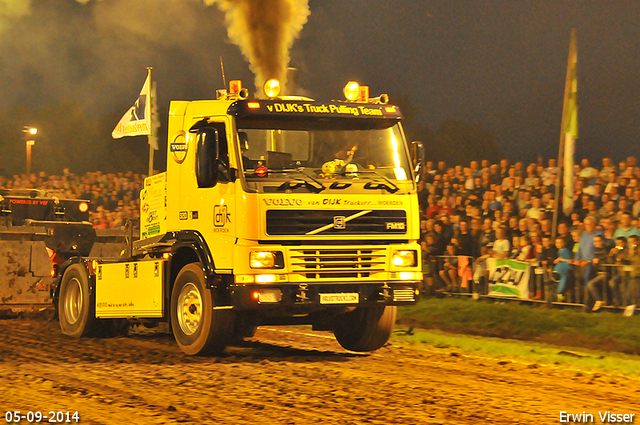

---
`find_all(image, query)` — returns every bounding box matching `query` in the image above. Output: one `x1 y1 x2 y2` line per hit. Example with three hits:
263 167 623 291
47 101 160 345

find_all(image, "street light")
23 126 37 175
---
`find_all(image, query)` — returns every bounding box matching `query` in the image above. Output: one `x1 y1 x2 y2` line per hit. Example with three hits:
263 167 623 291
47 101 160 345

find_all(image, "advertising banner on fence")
487 258 530 299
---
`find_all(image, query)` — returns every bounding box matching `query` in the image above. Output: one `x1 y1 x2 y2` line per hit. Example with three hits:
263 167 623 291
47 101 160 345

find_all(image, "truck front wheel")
231 318 258 343
170 263 234 355
333 305 396 352
58 264 97 338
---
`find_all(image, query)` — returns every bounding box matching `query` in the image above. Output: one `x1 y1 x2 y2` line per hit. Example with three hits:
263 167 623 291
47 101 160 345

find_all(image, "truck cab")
56 81 423 355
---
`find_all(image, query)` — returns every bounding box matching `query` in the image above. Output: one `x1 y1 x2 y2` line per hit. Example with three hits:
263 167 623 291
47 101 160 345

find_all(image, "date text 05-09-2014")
4 411 80 423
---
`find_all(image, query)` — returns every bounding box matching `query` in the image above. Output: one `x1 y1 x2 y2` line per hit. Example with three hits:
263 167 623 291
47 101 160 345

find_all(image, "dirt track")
1 313 639 425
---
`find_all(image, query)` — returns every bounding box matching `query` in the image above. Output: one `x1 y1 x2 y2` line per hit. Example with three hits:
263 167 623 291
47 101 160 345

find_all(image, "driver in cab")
239 132 256 170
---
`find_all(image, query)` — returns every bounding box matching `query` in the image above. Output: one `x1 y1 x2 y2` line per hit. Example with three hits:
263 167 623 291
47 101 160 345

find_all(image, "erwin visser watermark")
559 411 635 423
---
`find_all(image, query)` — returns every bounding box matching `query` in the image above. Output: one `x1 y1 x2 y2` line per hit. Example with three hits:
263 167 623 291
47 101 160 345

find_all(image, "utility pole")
23 127 38 175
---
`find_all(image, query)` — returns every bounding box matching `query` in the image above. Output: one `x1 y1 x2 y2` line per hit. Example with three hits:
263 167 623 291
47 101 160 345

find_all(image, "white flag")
112 73 151 139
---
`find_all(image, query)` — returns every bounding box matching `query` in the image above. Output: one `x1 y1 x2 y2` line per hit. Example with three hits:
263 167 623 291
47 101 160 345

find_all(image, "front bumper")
229 280 420 311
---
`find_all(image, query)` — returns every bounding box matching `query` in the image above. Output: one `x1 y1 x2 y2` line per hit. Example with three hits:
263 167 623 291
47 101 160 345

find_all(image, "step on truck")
55 80 424 354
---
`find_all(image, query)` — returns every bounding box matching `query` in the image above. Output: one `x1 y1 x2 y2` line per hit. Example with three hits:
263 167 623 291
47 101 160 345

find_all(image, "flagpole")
552 29 577 239
147 67 154 177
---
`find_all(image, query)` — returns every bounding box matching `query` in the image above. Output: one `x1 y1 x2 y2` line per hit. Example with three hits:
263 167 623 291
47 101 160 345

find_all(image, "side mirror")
196 128 219 188
411 140 424 170
189 118 210 133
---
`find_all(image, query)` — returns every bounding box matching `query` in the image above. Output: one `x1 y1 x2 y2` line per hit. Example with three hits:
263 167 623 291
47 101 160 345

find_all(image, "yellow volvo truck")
55 80 423 355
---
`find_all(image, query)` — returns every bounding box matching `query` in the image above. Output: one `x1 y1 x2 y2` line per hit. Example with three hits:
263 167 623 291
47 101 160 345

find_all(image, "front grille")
290 248 386 280
267 210 406 235
393 288 416 302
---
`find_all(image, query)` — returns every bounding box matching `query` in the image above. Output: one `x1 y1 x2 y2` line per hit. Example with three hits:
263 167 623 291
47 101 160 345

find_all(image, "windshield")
238 124 412 184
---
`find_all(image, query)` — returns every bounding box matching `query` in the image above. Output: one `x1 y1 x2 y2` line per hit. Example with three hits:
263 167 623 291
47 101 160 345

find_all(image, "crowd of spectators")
418 156 640 310
2 155 639 310
0 168 144 230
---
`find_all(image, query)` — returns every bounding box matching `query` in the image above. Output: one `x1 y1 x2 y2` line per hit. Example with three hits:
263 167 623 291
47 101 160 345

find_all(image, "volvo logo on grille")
333 216 346 229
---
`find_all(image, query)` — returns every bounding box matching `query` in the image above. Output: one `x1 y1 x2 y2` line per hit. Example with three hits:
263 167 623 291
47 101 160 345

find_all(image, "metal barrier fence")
583 263 639 310
426 255 639 313
424 254 474 293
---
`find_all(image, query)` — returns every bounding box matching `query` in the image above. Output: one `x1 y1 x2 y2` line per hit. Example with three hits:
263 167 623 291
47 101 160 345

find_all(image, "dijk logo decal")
214 205 231 227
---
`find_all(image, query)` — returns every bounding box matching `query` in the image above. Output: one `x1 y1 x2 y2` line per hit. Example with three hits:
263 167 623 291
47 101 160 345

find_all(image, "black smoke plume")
210 0 309 95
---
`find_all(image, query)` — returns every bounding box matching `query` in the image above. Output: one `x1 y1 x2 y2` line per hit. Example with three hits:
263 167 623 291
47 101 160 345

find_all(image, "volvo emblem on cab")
263 198 303 206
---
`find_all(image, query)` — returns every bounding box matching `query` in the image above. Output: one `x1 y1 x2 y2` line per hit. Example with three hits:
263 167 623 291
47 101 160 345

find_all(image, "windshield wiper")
276 170 326 193
351 169 400 193
297 169 327 191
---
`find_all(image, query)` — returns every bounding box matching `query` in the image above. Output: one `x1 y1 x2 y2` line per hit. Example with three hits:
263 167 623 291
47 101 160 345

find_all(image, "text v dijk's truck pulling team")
54 79 424 355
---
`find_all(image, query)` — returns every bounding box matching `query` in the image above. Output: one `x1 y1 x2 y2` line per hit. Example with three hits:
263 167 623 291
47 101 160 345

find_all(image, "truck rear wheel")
170 263 234 355
333 305 396 352
58 264 97 338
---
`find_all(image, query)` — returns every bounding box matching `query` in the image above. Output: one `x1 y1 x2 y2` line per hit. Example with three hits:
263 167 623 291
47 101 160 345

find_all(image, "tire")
58 264 97 338
170 263 234 355
240 324 258 339
333 305 397 352
231 318 258 343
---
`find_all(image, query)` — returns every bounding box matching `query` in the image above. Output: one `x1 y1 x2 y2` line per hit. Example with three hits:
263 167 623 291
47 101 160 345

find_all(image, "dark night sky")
297 1 640 165
0 0 638 174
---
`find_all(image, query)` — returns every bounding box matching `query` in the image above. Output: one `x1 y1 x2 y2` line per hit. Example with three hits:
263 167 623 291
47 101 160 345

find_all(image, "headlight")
392 250 417 267
250 251 284 269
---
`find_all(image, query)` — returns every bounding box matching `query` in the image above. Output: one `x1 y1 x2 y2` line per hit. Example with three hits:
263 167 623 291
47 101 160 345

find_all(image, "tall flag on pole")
112 71 152 139
562 30 578 216
150 80 159 150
